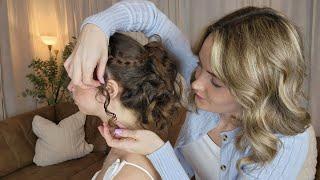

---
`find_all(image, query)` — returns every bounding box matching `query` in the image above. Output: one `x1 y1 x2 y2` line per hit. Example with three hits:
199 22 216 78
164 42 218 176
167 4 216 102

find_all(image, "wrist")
83 23 103 33
81 23 108 47
81 2 131 37
148 139 165 155
83 24 105 37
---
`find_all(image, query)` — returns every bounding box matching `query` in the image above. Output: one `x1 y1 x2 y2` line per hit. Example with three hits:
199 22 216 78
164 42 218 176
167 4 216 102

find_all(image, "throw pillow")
32 111 93 166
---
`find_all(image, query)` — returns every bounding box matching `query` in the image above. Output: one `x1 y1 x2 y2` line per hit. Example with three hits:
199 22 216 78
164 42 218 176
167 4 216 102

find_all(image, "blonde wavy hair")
196 7 310 170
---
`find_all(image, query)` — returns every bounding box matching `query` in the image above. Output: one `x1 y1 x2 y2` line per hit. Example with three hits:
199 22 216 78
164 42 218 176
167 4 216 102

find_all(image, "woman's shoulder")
278 125 317 165
241 126 316 179
113 153 161 180
277 125 315 146
272 125 315 165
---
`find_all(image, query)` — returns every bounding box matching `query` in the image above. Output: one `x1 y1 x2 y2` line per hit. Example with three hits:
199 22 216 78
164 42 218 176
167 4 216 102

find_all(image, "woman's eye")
211 82 222 88
196 60 223 88
211 79 222 88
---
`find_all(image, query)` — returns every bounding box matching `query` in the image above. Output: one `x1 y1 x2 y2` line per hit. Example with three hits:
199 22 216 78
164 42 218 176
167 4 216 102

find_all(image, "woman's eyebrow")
208 71 217 78
198 59 217 77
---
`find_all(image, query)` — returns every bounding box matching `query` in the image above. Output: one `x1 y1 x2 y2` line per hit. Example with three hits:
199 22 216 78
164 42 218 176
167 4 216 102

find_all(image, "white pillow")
32 111 94 166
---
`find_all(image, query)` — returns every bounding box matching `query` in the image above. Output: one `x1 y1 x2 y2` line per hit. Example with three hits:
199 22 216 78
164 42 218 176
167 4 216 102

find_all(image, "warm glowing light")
40 36 57 46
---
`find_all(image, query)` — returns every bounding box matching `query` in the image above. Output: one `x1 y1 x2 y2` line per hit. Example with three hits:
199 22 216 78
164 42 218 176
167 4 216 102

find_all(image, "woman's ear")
106 80 120 99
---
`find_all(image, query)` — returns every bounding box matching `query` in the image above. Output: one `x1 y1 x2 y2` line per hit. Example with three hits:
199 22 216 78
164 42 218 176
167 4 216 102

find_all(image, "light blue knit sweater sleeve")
81 0 197 83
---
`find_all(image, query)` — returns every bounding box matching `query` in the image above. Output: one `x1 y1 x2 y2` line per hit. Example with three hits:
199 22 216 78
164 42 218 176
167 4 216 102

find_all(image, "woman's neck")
217 113 240 131
98 107 140 130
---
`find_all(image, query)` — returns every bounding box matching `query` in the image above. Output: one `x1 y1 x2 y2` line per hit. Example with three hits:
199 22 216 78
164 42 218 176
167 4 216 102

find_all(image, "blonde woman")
64 1 317 179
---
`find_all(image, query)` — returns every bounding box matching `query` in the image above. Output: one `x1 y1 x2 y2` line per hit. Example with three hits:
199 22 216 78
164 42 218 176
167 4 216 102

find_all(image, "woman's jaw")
69 73 141 131
97 100 140 130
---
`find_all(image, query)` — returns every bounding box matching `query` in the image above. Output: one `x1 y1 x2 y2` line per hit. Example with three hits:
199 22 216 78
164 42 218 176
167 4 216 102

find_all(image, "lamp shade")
40 36 57 46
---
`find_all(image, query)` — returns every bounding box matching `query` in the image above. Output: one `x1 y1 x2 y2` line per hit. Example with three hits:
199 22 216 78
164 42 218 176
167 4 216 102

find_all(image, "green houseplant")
22 37 76 105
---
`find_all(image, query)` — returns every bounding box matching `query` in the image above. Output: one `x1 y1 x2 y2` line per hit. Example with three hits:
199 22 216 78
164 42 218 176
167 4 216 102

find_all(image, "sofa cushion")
55 102 108 152
1 152 105 180
0 105 55 177
54 102 79 122
33 111 93 166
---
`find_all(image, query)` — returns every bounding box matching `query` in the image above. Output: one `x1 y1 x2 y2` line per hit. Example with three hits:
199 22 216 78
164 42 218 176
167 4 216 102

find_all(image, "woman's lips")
195 93 205 100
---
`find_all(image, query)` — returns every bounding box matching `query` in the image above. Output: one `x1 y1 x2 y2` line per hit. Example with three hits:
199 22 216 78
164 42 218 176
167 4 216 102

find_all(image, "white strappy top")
92 158 154 180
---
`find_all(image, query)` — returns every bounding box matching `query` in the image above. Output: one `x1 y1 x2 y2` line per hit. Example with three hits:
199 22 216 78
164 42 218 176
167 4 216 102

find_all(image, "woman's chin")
194 96 204 107
194 97 213 112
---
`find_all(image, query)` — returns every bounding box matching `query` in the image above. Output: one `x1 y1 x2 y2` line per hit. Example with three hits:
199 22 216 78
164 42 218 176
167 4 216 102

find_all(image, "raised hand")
64 24 109 89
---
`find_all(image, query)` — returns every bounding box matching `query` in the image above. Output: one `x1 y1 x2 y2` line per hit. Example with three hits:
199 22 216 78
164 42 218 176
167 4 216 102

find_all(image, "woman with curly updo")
68 33 182 180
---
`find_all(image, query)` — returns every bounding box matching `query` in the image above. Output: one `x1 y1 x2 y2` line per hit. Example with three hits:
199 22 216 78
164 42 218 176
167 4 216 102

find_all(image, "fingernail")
114 129 123 135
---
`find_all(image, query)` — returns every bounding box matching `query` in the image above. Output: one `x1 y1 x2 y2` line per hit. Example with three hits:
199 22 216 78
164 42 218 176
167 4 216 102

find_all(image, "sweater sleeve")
81 0 198 83
146 142 190 180
145 110 213 179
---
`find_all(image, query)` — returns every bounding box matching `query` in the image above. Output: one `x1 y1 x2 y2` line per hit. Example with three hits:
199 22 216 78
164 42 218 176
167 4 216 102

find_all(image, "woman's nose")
192 69 205 92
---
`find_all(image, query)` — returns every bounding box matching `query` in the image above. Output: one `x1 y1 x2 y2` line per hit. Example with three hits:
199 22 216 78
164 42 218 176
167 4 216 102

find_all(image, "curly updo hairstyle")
95 33 183 140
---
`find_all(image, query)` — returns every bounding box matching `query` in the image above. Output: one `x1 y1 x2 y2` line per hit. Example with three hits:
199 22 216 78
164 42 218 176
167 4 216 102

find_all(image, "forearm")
146 142 190 180
82 0 174 42
81 0 197 82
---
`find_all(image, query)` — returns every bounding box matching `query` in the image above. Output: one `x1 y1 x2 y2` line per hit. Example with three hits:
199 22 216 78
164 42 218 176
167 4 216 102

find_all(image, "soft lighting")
40 36 57 46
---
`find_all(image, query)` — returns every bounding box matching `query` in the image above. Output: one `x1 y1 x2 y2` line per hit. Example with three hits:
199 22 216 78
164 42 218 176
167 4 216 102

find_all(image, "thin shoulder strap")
116 160 155 180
